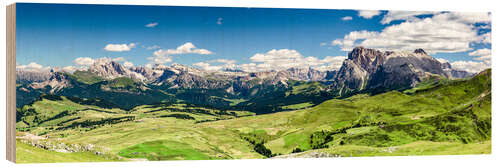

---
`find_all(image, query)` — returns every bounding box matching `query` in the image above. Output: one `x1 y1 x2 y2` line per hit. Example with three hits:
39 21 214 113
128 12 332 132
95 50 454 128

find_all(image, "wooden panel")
6 3 17 163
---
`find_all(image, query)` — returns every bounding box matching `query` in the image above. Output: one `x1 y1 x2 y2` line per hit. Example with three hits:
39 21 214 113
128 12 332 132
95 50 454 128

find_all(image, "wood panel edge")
6 3 17 163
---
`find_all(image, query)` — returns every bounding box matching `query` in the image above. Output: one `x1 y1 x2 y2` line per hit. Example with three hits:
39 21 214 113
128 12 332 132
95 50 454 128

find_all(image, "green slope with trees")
16 69 491 163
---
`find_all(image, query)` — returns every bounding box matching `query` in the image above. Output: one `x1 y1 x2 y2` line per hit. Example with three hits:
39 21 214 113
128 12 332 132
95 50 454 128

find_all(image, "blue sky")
16 3 491 73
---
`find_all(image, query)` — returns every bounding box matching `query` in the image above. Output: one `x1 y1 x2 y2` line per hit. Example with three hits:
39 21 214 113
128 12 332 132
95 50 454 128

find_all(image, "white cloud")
320 56 347 68
154 42 214 56
469 48 491 61
16 62 50 71
147 42 214 65
435 12 491 24
479 32 491 44
145 22 158 28
104 43 136 52
450 61 490 73
449 47 491 73
16 62 86 73
436 58 449 63
112 57 126 62
46 66 87 73
208 59 237 64
341 16 353 21
478 24 491 30
217 17 223 25
358 10 381 19
73 57 128 66
123 61 134 68
62 66 76 72
238 63 258 72
250 49 302 65
61 66 79 73
331 30 378 51
381 11 438 24
147 53 172 64
239 49 346 72
73 57 95 66
320 42 328 46
193 62 226 71
146 45 160 50
25 62 42 69
469 48 491 57
193 62 214 70
190 49 345 72
332 12 491 54
192 59 237 71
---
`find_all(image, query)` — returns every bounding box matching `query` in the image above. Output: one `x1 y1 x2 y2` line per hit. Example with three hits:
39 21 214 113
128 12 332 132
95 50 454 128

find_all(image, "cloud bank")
332 12 491 54
104 43 136 52
148 42 215 65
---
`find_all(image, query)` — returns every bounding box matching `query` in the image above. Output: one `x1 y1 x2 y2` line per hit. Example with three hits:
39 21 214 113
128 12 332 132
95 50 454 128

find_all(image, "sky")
16 3 491 73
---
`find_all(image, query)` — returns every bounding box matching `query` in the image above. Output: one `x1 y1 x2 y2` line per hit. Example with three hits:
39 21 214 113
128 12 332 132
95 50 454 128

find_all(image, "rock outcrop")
329 47 467 96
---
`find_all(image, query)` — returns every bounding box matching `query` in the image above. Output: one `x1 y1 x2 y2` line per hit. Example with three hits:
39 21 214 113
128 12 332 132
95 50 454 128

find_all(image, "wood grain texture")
6 3 16 163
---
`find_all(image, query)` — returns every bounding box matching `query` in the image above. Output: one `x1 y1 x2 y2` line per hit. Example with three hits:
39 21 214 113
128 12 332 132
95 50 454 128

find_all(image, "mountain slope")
16 69 490 162
329 47 471 97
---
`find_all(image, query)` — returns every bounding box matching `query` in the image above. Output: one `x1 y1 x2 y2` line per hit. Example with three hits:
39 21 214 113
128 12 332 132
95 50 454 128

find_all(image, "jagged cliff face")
89 61 128 79
28 72 72 94
330 47 465 96
441 62 473 79
129 63 333 89
16 70 53 84
277 67 328 82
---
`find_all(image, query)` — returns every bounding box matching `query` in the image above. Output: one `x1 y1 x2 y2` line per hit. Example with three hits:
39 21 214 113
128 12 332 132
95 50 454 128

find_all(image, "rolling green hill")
16 69 491 163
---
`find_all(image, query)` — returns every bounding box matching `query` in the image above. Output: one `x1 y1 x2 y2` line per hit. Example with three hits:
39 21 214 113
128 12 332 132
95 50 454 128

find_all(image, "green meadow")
16 69 491 163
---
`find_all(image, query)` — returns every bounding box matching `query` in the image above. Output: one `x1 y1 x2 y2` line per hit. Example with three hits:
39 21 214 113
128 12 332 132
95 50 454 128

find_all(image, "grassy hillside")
16 140 120 163
67 71 104 85
16 69 491 163
235 80 330 114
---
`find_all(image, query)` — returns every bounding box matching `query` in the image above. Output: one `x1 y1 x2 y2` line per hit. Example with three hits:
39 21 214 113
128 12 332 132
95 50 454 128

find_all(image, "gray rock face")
449 70 472 78
330 47 459 96
16 70 52 84
89 61 130 79
441 62 473 79
139 64 335 89
441 62 452 69
29 72 71 93
130 66 161 81
279 67 329 81
332 59 369 95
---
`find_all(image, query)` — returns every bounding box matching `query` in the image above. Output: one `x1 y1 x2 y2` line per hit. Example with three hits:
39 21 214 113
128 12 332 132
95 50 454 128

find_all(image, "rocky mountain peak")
441 62 452 69
347 46 386 74
16 70 53 84
413 48 427 55
330 47 461 96
89 61 129 79
282 67 328 81
348 47 383 61
29 72 71 93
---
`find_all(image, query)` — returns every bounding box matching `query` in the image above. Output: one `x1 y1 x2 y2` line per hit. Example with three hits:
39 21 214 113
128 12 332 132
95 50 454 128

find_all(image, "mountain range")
16 47 473 113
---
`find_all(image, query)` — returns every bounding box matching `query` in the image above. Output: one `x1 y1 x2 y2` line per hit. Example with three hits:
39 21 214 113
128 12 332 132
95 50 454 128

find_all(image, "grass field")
276 140 490 158
15 69 491 163
16 140 120 163
118 140 211 160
